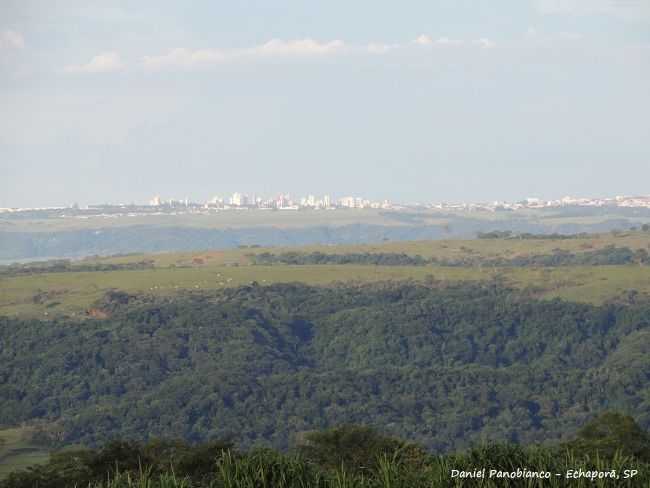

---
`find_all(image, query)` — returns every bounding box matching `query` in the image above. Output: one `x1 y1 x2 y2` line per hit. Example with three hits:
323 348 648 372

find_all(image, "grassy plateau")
2 232 650 318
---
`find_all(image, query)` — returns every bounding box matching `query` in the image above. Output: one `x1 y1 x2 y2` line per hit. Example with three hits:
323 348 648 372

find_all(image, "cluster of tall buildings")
4 193 650 216
149 193 393 210
145 192 650 213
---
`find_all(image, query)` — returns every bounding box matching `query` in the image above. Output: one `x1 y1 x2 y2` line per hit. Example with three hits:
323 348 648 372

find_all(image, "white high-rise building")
149 195 162 206
323 195 331 208
339 196 355 208
230 192 248 206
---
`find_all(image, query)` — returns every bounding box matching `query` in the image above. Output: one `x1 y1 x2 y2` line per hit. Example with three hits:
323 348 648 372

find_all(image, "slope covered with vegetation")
2 282 650 454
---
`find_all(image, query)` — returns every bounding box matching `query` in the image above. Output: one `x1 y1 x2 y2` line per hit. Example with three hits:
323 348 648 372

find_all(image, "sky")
1 0 649 207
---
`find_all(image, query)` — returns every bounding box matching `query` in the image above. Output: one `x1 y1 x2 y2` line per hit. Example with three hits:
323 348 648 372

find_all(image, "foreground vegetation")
2 415 649 487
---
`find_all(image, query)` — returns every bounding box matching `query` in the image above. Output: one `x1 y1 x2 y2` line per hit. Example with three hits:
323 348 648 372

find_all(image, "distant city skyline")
2 1 649 207
4 191 650 213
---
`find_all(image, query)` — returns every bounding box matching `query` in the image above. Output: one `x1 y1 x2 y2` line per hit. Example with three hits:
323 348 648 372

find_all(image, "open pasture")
3 233 650 317
2 263 650 318
0 427 49 479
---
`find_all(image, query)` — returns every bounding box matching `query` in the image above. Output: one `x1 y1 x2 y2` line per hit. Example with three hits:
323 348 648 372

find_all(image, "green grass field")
3 232 650 317
87 230 650 264
0 427 50 479
242 231 650 260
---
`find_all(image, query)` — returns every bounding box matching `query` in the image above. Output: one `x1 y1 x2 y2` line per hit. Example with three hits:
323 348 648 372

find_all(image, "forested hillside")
2 282 649 452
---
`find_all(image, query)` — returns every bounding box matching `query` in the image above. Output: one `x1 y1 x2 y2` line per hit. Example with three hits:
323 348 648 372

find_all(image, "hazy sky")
1 0 649 207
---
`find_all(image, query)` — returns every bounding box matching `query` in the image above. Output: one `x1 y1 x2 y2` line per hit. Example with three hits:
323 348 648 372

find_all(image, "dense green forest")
3 414 650 487
251 245 650 267
2 282 650 455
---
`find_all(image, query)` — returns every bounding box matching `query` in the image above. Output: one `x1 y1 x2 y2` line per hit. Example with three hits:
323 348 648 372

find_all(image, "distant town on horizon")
3 192 650 216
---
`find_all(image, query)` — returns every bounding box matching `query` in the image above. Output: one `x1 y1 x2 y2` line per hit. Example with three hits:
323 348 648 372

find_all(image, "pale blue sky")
1 0 649 207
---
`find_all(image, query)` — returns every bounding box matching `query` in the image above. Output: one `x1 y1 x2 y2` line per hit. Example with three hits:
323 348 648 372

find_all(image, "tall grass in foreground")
87 448 650 488
91 467 191 488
